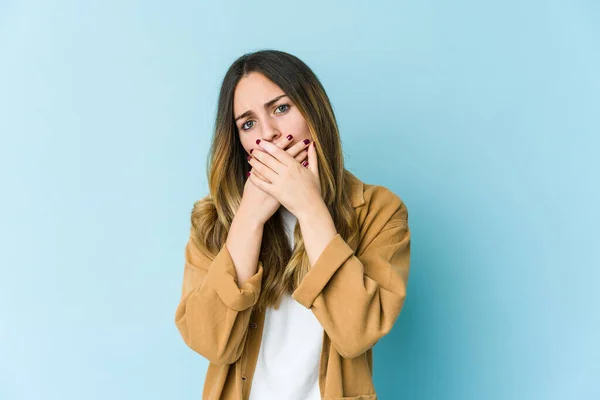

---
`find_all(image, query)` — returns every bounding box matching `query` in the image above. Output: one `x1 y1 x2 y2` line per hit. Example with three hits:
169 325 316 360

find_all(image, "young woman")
174 50 411 400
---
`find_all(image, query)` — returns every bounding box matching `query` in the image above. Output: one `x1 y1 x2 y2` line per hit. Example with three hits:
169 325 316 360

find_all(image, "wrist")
296 199 329 225
236 200 266 229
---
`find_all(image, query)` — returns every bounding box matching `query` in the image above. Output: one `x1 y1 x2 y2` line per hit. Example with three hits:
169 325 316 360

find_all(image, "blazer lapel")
346 170 365 208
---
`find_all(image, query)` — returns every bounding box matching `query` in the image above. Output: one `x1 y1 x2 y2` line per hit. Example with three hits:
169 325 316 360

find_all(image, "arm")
292 197 411 359
174 204 265 365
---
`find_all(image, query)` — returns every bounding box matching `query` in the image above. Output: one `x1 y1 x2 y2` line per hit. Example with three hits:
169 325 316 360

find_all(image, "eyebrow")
234 94 288 122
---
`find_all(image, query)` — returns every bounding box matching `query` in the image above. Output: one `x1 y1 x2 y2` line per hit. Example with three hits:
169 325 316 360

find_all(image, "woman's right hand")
241 136 311 226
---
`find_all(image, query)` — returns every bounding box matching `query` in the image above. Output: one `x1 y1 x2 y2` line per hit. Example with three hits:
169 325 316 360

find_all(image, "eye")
275 104 290 114
241 120 255 131
240 104 290 132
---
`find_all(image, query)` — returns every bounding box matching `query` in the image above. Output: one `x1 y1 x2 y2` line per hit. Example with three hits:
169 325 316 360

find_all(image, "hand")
247 138 321 220
241 136 311 225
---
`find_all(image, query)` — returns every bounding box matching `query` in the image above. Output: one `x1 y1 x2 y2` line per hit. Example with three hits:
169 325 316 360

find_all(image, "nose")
260 120 282 143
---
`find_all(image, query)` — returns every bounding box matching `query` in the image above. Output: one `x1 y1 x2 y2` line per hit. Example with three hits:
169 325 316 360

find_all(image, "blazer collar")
346 170 365 208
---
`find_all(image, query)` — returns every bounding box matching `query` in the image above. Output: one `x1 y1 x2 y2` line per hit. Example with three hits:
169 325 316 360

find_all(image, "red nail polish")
250 149 254 154
302 160 308 167
247 155 252 161
303 139 310 145
256 139 261 144
246 171 251 176
287 134 293 140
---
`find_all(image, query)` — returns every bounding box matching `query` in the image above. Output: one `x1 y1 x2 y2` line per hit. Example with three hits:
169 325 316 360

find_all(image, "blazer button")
249 322 257 329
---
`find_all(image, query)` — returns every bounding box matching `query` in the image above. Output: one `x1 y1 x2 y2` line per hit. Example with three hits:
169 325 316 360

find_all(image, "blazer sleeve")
174 228 264 365
291 198 411 359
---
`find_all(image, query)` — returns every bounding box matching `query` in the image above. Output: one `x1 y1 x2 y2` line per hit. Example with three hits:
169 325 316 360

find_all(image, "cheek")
286 111 310 136
240 137 255 154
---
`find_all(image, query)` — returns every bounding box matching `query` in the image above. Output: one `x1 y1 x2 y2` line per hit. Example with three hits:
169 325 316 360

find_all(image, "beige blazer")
175 170 411 399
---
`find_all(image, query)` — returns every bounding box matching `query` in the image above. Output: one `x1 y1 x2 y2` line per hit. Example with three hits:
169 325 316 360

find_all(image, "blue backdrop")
1 1 598 399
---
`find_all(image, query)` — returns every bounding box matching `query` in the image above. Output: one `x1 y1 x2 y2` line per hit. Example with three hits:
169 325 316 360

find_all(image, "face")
233 72 312 155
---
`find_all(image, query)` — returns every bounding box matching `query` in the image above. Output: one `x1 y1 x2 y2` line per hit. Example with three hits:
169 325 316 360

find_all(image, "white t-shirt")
248 206 323 400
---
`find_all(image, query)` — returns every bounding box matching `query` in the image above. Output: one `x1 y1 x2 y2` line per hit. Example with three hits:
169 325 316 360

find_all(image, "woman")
174 49 411 400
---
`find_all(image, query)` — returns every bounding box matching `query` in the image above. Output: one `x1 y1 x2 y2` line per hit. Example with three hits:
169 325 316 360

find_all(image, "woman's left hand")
247 139 322 219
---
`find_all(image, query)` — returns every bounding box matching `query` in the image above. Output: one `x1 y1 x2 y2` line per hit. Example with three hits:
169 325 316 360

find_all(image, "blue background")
1 1 598 399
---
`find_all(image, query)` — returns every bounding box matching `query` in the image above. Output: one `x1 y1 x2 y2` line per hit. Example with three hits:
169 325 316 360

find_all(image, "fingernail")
247 155 252 161
287 134 293 140
303 139 310 145
250 149 254 154
256 139 261 144
302 160 308 167
246 171 251 176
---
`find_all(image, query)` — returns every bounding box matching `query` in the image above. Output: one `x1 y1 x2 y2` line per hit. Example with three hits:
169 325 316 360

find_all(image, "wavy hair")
191 49 360 311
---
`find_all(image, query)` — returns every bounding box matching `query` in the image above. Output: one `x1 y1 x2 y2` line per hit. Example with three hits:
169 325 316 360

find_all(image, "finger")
297 153 309 168
257 139 295 166
250 134 293 157
249 167 271 184
281 134 295 150
293 149 308 163
307 140 318 174
248 170 272 193
285 138 312 158
251 147 285 176
248 154 278 182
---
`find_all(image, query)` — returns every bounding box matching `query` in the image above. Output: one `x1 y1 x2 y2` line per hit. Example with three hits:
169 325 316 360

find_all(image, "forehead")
233 72 285 113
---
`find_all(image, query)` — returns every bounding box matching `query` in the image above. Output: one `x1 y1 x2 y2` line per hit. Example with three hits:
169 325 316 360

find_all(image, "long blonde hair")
191 50 360 311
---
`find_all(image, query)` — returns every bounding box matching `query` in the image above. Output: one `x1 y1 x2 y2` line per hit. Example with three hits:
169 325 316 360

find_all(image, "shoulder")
345 169 408 222
363 183 406 211
356 180 409 235
351 181 410 254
